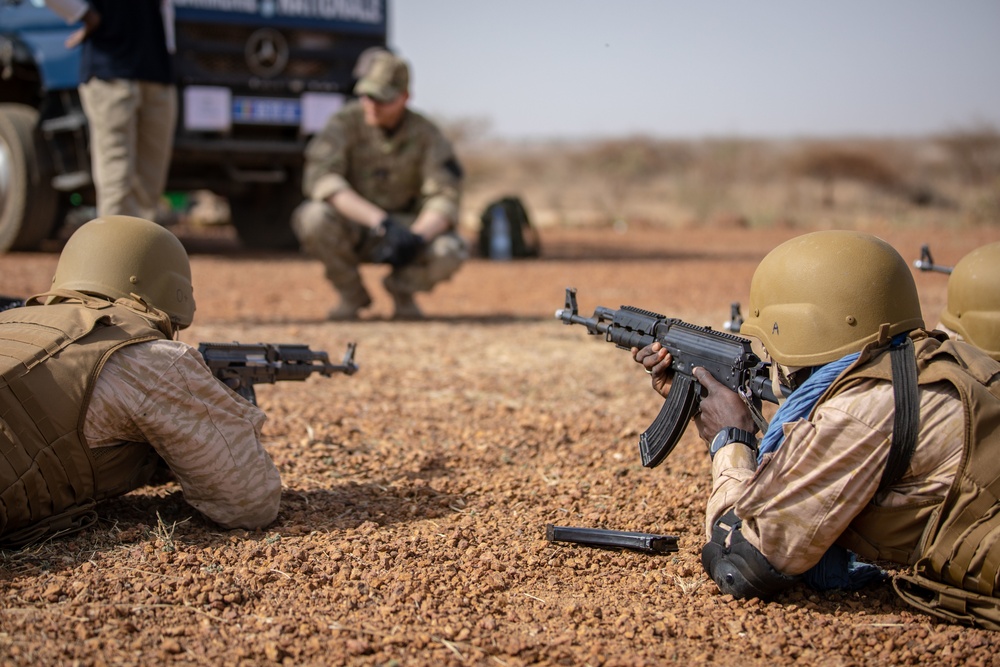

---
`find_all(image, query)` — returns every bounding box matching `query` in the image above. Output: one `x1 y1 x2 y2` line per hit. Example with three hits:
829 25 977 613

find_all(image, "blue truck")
0 0 387 251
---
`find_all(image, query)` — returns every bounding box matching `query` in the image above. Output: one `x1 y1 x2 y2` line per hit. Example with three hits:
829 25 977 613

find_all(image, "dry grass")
445 127 1000 236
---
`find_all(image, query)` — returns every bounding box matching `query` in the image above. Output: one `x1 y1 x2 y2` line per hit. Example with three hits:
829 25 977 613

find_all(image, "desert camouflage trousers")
291 200 467 299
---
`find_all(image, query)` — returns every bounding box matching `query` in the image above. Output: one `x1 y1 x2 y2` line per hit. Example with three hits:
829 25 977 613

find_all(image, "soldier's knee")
430 233 468 261
290 200 332 241
425 233 468 282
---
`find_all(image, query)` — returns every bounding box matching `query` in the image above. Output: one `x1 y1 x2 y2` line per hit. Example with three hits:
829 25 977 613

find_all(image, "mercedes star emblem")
245 28 289 78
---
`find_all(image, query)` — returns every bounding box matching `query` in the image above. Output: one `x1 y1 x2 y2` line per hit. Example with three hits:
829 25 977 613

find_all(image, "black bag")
478 196 541 259
0 296 23 312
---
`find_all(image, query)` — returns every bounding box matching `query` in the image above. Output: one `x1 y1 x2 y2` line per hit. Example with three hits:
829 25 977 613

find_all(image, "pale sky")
390 1 1000 141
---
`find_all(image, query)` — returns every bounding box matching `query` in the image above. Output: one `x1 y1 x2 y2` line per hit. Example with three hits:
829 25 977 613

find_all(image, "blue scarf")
757 352 860 464
757 349 888 591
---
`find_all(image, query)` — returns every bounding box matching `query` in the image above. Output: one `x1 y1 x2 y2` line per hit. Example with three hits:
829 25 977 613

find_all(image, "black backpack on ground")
478 196 541 259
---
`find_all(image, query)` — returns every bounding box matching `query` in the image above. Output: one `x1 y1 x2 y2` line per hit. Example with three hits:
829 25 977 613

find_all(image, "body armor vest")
0 295 165 547
818 331 1000 628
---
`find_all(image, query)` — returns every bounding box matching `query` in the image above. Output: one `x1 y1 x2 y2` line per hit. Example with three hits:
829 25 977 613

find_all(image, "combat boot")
390 291 423 320
383 275 424 320
327 288 372 321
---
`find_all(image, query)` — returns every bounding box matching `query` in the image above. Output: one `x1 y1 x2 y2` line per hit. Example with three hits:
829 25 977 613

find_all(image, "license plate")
232 97 301 125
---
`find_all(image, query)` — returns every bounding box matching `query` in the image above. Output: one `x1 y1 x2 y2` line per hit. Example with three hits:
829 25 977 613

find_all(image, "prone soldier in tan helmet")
0 216 281 548
292 51 467 321
938 241 1000 361
633 230 1000 629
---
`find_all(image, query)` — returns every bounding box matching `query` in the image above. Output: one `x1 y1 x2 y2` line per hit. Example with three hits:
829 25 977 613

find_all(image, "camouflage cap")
353 46 392 80
354 51 409 102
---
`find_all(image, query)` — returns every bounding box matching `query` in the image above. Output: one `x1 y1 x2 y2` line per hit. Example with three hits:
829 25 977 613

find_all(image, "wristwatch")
709 427 757 460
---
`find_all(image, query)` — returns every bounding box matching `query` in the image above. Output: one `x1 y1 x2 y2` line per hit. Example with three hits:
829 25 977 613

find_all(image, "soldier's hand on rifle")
632 341 675 398
690 367 757 443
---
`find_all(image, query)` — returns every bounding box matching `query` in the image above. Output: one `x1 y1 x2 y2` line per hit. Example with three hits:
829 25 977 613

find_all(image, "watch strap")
710 427 757 460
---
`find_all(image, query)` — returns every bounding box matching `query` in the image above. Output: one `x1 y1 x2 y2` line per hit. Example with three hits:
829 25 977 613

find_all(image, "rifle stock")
556 287 781 468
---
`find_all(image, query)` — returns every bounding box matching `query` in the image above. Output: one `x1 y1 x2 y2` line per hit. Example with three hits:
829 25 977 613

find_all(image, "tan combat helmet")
740 230 924 367
51 215 196 329
940 241 1000 361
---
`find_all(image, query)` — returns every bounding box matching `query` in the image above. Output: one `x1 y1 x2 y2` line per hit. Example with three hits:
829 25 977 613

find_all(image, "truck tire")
229 179 302 251
0 104 60 253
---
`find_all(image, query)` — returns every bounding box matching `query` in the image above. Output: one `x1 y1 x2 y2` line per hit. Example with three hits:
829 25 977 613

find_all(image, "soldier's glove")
370 217 425 267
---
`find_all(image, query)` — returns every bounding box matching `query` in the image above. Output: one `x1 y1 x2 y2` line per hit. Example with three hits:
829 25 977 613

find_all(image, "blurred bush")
437 116 998 232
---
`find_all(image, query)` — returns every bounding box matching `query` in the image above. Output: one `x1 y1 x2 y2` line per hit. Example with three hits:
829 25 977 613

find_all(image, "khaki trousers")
79 78 177 220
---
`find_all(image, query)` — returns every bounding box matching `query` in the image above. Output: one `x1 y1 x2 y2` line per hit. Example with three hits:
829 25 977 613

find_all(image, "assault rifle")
556 287 782 468
1 299 357 404
913 244 953 275
198 342 358 406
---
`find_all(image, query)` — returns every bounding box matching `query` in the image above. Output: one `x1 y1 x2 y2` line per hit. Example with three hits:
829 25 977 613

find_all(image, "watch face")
711 429 730 453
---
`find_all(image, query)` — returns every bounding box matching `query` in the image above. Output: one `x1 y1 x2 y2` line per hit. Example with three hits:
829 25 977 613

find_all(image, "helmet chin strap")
769 361 787 407
876 323 892 347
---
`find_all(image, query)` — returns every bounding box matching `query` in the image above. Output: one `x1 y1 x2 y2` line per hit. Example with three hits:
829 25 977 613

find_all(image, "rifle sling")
878 338 920 493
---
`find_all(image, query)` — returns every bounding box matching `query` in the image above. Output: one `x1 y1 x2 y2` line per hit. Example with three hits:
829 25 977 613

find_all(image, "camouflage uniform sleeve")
711 380 963 575
705 443 758 539
85 340 282 530
302 106 353 202
419 122 463 223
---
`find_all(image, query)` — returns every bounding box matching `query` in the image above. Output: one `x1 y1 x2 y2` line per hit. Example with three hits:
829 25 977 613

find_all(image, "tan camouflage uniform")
293 101 466 301
707 378 963 576
85 340 281 529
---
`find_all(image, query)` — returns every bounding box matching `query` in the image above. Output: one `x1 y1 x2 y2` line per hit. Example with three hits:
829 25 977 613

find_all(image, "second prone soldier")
938 241 1000 361
292 51 467 321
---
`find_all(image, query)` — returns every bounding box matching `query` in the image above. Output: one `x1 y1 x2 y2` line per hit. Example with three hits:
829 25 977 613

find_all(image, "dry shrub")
438 115 995 231
935 126 1000 185
572 136 690 222
438 115 493 147
788 144 902 207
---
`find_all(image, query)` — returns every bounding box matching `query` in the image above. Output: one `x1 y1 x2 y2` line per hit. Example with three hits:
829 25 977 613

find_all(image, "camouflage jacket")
303 101 462 224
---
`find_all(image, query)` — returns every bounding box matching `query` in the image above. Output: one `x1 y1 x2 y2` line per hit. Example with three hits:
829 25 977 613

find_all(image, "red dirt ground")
2 222 1000 666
